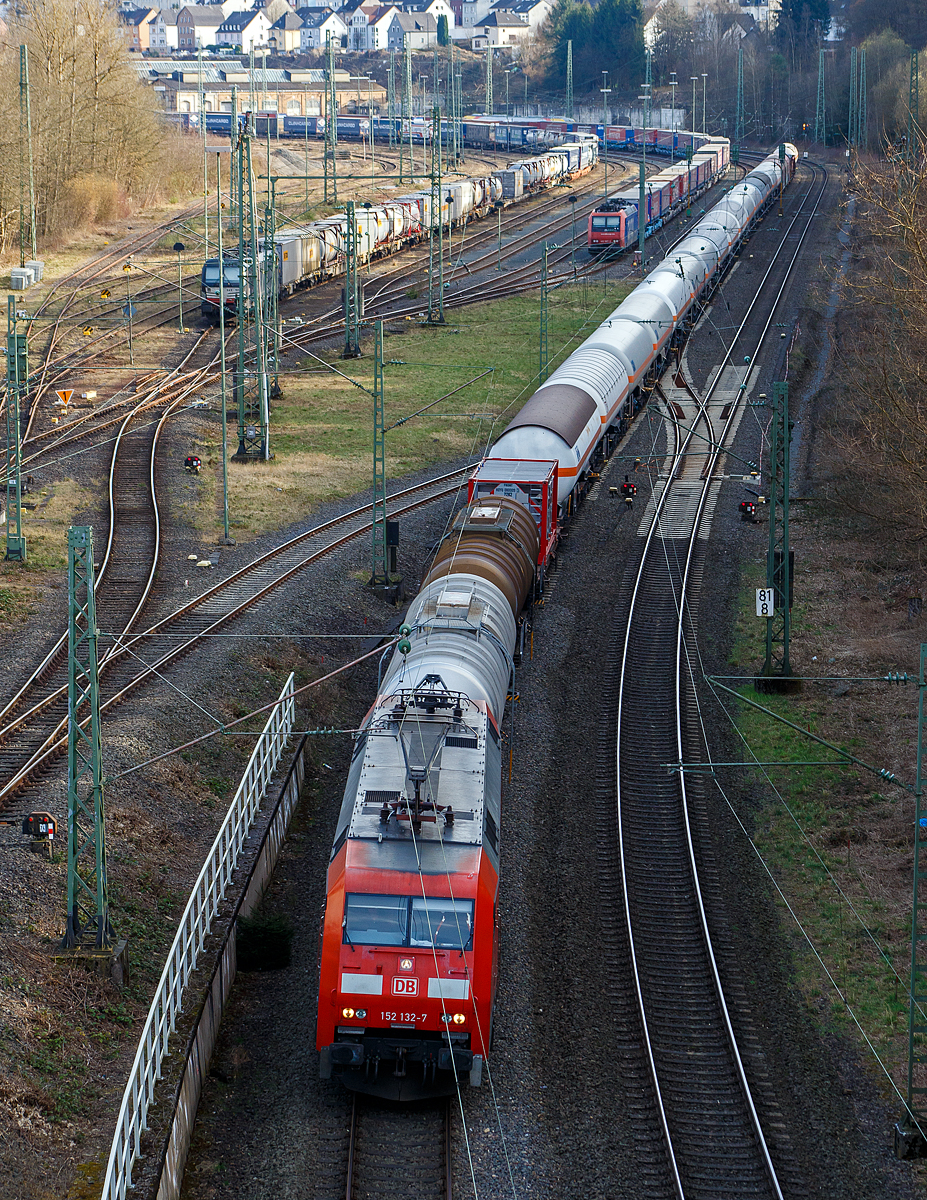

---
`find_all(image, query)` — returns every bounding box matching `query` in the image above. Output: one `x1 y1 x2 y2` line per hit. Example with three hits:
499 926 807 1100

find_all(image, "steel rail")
614 159 826 1196
0 465 472 807
0 392 187 750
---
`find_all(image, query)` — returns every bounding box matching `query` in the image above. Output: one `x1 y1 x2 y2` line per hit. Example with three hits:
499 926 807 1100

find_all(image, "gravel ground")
3 156 927 1199
176 158 927 1200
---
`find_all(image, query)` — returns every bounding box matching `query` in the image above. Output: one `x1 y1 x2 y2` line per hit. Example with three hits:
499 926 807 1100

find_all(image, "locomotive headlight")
355 1009 367 1019
342 1007 355 1019
452 1013 466 1025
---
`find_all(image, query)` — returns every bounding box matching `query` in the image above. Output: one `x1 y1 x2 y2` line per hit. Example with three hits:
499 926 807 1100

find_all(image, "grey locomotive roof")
348 704 487 849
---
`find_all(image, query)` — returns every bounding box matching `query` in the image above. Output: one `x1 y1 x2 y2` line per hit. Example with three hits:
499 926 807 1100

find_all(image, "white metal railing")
101 673 295 1200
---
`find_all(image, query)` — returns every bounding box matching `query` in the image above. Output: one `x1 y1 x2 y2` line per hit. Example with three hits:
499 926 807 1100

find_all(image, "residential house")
347 2 399 49
470 10 531 46
120 6 158 52
299 8 349 49
490 0 550 28
149 8 181 53
386 10 437 48
449 0 493 26
368 4 402 49
217 7 273 51
261 0 298 23
176 6 228 50
345 0 378 48
269 9 305 51
403 0 455 29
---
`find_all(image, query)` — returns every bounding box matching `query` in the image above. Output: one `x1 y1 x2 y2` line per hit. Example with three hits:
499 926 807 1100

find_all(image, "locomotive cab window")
343 893 408 946
411 898 473 950
203 264 240 287
343 894 474 950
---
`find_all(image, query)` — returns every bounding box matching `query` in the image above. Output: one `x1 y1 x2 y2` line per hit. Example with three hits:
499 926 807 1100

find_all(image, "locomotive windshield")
343 893 474 950
202 262 240 286
591 216 623 230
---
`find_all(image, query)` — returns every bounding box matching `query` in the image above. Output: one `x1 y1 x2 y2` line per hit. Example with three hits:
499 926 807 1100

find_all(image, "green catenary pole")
371 319 388 584
539 243 549 383
200 50 208 257
5 297 27 562
815 48 826 145
19 45 36 268
264 182 280 398
216 154 231 544
404 40 414 181
234 117 270 460
566 40 573 121
762 380 793 679
325 32 338 203
343 200 361 357
898 644 927 1158
427 106 445 325
230 86 238 216
456 69 464 165
909 50 919 167
848 46 857 148
63 525 112 950
388 50 396 148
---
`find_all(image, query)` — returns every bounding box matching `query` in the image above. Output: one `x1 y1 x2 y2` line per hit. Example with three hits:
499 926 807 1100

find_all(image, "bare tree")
830 145 927 554
0 0 193 242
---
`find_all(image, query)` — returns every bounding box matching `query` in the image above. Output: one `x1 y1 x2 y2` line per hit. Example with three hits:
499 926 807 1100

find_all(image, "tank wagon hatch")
467 458 558 574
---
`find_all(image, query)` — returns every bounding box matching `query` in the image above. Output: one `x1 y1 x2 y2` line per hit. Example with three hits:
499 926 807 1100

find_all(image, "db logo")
391 976 419 996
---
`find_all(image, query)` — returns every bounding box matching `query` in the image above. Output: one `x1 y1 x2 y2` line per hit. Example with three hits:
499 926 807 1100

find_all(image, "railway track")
590 159 828 1197
344 1097 451 1200
0 465 472 811
11 205 209 439
0 391 182 802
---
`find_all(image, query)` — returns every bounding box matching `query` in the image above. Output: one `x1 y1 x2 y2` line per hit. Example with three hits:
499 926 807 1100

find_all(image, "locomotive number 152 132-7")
383 1011 427 1023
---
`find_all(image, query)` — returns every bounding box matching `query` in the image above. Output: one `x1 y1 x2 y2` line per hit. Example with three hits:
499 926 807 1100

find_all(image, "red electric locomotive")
318 496 543 1100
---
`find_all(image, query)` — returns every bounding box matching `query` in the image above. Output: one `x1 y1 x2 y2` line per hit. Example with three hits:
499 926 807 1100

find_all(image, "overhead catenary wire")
108 639 396 783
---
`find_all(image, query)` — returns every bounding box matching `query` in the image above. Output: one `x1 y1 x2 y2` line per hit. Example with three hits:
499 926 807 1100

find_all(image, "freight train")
316 143 799 1100
192 109 720 159
199 137 598 318
588 137 731 254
